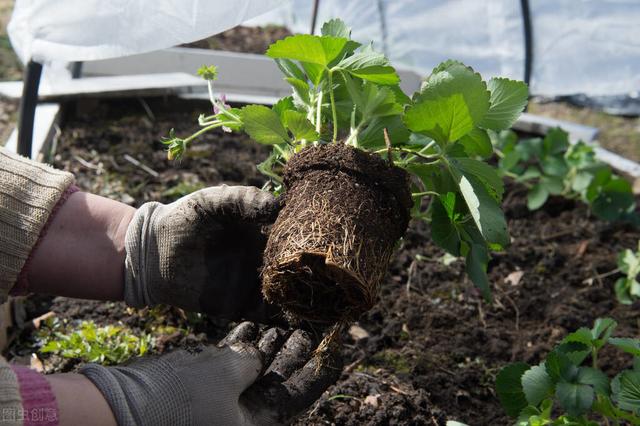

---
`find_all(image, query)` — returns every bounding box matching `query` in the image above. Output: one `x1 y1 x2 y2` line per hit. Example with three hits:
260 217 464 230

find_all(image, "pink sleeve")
11 185 80 296
10 366 58 426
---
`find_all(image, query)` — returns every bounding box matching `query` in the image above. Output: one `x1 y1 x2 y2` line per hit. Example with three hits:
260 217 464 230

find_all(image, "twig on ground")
582 266 620 286
73 155 100 170
123 154 159 178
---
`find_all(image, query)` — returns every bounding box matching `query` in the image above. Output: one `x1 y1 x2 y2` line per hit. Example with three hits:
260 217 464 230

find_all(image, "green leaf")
591 318 617 345
358 83 402 119
272 96 295 121
562 327 594 348
545 350 580 383
285 77 311 105
577 367 610 397
555 342 591 366
556 381 594 417
337 50 400 85
466 241 492 301
522 364 554 406
496 362 530 417
274 58 307 81
404 93 474 145
419 61 491 126
450 163 509 248
592 177 635 222
358 115 410 149
283 110 319 141
609 338 640 357
612 370 640 413
615 278 634 305
240 105 290 145
321 18 351 38
543 128 571 155
541 175 565 195
459 127 493 158
430 197 461 256
479 78 528 131
267 34 358 67
527 184 549 210
541 156 569 177
452 157 504 202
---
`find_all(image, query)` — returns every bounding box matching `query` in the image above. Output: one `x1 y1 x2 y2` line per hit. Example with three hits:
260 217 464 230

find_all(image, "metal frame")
16 61 43 157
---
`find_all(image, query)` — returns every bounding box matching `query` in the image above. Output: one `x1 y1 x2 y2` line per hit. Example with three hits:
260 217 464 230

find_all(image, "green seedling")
37 318 153 365
497 318 640 425
494 128 638 223
614 241 640 305
163 18 529 300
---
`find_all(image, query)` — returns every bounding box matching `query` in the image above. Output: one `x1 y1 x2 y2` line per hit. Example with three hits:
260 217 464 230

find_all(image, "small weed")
370 350 411 374
36 318 154 365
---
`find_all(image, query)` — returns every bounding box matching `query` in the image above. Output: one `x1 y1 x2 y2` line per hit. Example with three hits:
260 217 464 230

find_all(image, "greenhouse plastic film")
251 0 640 97
8 0 287 64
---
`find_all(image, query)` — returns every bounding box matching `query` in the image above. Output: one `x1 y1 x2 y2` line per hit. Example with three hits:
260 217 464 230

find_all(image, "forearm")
48 373 117 426
27 191 135 301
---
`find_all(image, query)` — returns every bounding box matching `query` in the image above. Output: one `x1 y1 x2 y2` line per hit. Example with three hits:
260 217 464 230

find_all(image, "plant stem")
412 191 440 198
184 122 230 144
328 70 338 142
315 89 323 135
206 81 240 121
389 147 441 162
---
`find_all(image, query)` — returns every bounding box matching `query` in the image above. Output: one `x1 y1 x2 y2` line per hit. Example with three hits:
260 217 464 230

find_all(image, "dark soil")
6 96 640 425
263 143 412 324
182 25 292 54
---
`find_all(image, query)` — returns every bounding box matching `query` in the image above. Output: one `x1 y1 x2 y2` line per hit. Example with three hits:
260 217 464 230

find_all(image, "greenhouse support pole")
17 60 43 158
310 0 320 34
520 0 533 86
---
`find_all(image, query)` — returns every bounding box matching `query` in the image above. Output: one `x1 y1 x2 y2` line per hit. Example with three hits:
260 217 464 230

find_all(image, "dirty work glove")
80 322 342 426
124 185 279 320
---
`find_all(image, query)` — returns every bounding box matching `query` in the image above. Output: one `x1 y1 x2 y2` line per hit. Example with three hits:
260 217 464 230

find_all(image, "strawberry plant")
163 19 528 323
614 242 640 304
493 128 638 223
497 318 640 425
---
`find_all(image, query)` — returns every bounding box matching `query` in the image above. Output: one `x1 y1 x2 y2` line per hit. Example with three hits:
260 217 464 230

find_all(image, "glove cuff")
123 202 162 308
80 358 191 426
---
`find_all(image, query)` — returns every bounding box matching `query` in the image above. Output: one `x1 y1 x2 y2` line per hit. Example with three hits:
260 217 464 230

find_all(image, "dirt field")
3 96 637 425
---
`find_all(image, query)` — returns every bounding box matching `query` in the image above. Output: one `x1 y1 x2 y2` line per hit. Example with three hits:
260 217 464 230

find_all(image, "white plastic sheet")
250 0 640 96
8 0 287 63
8 0 640 96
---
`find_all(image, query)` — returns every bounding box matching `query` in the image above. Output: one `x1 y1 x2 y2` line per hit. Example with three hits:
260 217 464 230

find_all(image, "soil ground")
1 4 640 424
4 96 639 425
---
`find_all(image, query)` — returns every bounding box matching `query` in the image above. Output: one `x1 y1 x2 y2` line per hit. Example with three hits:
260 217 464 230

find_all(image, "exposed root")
262 143 412 325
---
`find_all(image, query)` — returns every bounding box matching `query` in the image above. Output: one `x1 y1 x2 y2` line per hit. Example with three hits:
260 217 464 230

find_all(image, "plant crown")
163 19 529 299
497 318 640 425
493 128 638 224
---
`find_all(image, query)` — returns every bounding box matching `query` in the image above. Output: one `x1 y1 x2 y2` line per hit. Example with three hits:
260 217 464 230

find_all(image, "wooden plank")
5 103 61 160
0 72 205 101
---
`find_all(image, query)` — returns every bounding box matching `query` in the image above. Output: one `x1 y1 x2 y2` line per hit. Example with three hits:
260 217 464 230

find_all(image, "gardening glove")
80 321 342 426
123 185 280 321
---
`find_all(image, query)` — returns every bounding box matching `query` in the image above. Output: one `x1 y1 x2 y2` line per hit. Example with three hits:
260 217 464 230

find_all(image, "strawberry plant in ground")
5 96 639 425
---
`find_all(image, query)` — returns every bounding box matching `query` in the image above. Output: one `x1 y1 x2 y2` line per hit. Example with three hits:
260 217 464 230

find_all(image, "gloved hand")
80 322 342 426
123 185 280 321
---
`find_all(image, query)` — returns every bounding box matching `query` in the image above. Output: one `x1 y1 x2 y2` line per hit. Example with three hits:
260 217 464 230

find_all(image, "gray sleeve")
80 357 192 426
